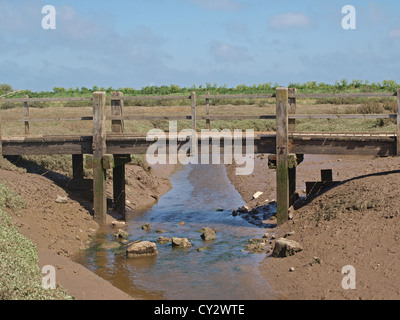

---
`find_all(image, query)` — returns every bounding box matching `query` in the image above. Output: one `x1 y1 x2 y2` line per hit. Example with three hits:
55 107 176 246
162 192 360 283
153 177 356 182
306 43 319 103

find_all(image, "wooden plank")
289 136 396 156
191 91 196 131
293 92 396 99
206 91 210 130
24 95 29 135
290 114 396 120
288 88 297 207
2 97 92 103
3 116 93 122
397 88 400 156
92 91 107 225
276 87 289 225
288 88 297 132
108 114 276 121
201 94 275 99
114 95 189 101
111 92 124 134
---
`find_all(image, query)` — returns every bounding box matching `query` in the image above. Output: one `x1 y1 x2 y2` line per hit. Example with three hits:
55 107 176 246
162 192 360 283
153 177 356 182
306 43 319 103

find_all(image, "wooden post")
206 91 211 130
24 95 29 135
288 88 297 207
397 89 400 156
288 88 297 132
111 91 124 133
92 91 107 225
111 91 126 220
191 91 197 131
72 154 84 180
276 87 289 225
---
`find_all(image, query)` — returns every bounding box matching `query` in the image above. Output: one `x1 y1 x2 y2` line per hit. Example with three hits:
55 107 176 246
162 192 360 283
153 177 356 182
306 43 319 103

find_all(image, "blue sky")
1 0 400 91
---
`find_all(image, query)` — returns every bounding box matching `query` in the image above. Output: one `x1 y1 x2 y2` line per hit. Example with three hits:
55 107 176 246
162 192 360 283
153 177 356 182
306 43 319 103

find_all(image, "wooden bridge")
1 88 399 225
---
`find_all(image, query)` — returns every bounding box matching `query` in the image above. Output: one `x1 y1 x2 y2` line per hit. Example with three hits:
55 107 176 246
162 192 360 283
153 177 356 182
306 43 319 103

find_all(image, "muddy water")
76 163 275 300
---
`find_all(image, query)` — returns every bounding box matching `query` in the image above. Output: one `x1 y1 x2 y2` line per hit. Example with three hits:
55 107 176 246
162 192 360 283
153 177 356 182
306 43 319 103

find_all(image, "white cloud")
268 12 311 30
209 40 252 63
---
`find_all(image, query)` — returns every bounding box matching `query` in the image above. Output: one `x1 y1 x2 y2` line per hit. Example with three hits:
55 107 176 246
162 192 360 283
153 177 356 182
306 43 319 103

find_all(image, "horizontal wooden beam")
1 97 92 103
1 132 396 157
289 114 397 120
3 116 93 123
292 92 397 99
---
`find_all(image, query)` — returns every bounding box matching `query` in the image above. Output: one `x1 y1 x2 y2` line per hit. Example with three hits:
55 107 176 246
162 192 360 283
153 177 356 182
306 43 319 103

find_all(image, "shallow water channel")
76 163 275 300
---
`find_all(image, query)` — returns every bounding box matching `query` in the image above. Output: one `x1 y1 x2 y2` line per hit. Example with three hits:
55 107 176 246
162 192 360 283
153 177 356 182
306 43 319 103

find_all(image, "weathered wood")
290 114 396 120
206 91 211 130
288 88 297 207
111 92 124 134
24 95 29 135
111 91 126 220
289 135 396 156
72 154 84 179
276 88 289 225
92 91 107 225
191 92 196 131
3 116 93 122
111 95 189 102
397 88 400 156
288 88 297 132
109 114 276 121
2 97 92 103
199 94 275 99
293 92 396 99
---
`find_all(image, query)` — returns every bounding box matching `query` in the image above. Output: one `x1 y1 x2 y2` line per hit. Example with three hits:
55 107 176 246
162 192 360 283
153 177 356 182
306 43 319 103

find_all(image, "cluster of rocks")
104 222 220 258
105 221 304 261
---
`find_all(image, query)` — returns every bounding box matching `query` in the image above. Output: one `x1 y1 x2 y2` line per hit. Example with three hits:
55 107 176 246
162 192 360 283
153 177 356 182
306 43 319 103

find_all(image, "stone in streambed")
272 238 303 258
171 237 192 248
141 223 151 231
114 229 129 239
201 227 216 241
99 241 121 250
157 236 172 244
126 241 159 258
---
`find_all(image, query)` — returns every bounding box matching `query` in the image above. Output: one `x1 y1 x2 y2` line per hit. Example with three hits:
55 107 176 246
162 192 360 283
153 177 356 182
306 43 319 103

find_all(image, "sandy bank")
226 154 400 300
0 162 175 300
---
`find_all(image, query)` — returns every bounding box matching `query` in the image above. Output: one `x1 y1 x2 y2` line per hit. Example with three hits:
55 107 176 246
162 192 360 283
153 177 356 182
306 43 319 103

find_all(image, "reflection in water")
77 163 275 300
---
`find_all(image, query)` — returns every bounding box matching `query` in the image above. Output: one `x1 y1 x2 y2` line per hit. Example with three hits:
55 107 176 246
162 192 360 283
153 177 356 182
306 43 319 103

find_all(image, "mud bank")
226 154 400 300
0 162 175 300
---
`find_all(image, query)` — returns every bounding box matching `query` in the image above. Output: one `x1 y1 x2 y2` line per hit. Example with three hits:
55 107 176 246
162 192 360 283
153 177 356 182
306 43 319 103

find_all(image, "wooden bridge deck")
1 131 396 157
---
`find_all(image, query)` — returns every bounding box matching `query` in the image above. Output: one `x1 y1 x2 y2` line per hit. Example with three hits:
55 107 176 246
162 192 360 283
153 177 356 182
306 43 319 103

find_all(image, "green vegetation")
0 180 73 300
1 79 399 100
